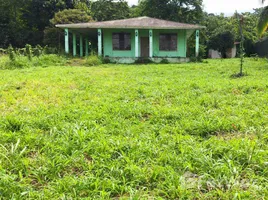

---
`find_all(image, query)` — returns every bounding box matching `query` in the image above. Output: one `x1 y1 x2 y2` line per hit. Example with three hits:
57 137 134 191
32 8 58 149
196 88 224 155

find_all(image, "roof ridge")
56 16 206 29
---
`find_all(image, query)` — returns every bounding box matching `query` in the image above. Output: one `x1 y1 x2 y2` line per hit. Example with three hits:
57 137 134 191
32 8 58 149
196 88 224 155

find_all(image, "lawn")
0 58 268 199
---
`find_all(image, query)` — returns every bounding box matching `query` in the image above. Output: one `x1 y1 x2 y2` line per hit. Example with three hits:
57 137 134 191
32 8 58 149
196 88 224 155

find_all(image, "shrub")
0 48 6 55
86 55 102 66
0 54 66 69
135 57 154 64
7 45 16 62
103 57 111 64
189 56 203 63
33 45 43 57
25 44 33 61
43 46 58 54
160 58 169 64
35 54 66 67
2 56 31 69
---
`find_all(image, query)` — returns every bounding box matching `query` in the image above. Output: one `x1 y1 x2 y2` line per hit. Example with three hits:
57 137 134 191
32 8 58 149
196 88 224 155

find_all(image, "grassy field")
0 58 268 199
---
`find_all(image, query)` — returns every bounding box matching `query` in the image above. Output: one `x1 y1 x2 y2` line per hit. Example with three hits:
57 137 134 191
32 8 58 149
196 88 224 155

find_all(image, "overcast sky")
127 0 268 15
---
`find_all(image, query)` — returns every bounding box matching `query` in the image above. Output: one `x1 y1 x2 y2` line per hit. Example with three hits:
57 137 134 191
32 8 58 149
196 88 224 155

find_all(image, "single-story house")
56 16 205 63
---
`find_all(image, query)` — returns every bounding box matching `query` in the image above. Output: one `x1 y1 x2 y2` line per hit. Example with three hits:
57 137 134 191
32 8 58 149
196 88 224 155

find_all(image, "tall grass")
0 54 66 69
0 58 267 199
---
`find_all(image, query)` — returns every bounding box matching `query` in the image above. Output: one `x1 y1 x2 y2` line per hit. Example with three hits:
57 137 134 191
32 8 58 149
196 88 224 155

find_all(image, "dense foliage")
134 0 203 23
0 0 266 56
91 0 130 21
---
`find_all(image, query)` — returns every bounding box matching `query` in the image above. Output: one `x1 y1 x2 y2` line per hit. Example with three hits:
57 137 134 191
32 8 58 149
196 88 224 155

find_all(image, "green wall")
103 29 187 58
153 29 186 57
103 29 135 57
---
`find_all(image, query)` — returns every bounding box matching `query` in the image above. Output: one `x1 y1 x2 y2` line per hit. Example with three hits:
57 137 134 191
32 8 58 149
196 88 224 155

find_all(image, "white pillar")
73 33 76 56
195 30 200 57
85 38 89 56
135 29 139 58
98 29 102 56
80 35 83 57
64 28 69 54
149 29 153 58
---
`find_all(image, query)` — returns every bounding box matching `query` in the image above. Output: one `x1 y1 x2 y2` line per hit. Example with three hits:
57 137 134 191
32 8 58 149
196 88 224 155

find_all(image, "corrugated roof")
56 16 205 30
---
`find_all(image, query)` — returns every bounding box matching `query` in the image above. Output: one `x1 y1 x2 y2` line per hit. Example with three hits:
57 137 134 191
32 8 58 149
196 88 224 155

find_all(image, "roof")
56 16 205 30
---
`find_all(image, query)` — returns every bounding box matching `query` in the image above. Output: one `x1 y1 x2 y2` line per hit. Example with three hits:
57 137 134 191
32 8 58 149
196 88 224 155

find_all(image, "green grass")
0 58 268 199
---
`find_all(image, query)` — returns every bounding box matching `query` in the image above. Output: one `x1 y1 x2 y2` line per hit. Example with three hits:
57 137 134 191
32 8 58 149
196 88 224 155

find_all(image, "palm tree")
258 0 268 35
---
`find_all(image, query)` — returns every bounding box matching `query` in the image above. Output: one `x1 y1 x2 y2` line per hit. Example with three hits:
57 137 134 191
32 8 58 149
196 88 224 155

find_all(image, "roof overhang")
56 16 206 30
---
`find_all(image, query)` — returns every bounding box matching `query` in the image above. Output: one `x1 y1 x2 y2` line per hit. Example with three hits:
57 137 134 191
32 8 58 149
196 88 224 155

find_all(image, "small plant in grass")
4 117 24 132
232 12 246 77
33 45 43 57
7 45 16 62
25 44 33 61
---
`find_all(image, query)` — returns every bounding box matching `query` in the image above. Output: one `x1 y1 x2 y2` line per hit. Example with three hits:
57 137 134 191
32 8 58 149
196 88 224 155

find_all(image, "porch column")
98 29 102 56
80 35 83 57
195 30 200 57
149 29 153 58
64 28 69 54
85 38 89 56
73 33 77 57
135 29 139 58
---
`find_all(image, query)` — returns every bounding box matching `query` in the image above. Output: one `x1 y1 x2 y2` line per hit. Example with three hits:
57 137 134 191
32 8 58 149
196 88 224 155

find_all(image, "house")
56 16 205 63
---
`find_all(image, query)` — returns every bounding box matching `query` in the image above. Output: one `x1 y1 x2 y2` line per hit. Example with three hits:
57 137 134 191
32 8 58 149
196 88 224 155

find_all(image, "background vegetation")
0 0 267 57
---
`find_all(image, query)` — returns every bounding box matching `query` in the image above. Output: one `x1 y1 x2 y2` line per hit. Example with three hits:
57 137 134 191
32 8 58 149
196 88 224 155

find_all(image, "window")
159 33 177 51
112 33 131 50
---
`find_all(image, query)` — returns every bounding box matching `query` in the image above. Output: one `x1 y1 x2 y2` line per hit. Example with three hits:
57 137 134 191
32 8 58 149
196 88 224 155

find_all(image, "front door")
140 37 149 57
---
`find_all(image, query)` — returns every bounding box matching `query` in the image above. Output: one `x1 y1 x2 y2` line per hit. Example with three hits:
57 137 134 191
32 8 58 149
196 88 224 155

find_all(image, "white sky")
127 0 268 15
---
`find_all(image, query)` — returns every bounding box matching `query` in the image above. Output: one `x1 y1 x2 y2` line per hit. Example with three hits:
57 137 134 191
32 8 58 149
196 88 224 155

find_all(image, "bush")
0 54 66 69
103 57 111 64
8 45 16 62
25 44 33 61
160 58 169 64
0 48 6 55
86 55 102 66
189 56 203 63
33 45 43 57
135 57 154 64
1 56 31 69
35 54 66 67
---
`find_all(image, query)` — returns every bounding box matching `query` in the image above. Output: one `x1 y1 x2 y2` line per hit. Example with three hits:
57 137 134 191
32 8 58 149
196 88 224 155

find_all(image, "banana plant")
258 0 268 35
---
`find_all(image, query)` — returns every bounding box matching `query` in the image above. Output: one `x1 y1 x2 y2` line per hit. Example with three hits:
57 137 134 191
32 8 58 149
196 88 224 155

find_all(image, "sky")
126 0 268 15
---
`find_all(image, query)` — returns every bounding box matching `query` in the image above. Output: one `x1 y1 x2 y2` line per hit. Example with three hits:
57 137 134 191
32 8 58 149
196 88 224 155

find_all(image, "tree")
136 0 204 23
91 0 130 21
257 0 268 35
50 9 92 24
0 0 76 48
44 9 93 49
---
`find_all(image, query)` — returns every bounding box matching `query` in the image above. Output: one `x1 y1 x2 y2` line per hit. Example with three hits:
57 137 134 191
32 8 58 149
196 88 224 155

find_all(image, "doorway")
140 37 149 57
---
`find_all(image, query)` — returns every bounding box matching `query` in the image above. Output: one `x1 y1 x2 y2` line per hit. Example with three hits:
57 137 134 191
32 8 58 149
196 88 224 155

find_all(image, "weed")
86 55 102 66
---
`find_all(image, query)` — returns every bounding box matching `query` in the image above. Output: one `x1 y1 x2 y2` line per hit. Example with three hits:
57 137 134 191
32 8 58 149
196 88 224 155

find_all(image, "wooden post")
135 29 139 58
64 28 69 54
73 33 76 57
195 30 200 57
85 38 89 57
80 35 83 57
149 29 153 58
98 29 102 56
